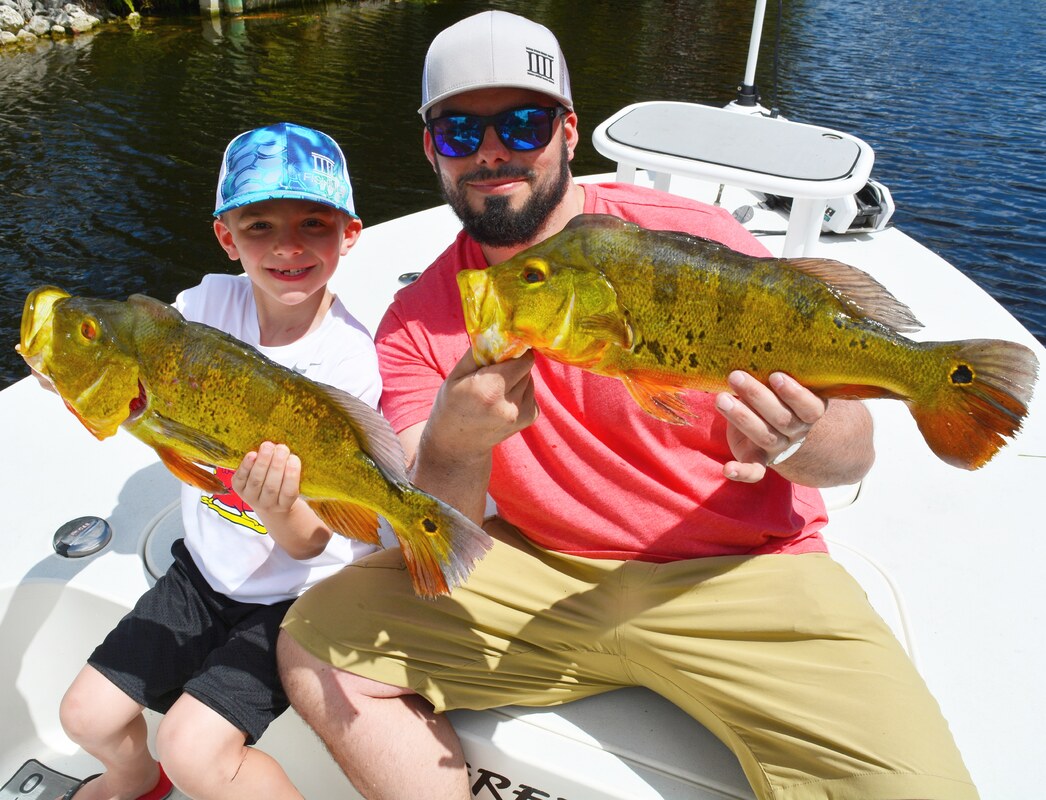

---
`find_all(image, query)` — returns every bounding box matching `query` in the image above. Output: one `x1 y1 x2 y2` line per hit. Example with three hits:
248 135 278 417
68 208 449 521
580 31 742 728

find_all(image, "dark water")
1 0 1043 388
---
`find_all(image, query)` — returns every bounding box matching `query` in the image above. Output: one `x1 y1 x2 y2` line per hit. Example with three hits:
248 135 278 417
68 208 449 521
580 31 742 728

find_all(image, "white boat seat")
591 101 876 256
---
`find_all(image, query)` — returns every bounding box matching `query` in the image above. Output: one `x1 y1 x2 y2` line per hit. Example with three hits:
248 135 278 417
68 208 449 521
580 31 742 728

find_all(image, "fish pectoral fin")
621 374 693 425
307 499 383 545
156 447 225 493
579 312 634 350
149 413 237 464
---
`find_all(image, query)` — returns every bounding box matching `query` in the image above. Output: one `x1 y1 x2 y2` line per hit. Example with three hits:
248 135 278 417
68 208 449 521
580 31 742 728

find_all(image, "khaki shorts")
283 521 977 800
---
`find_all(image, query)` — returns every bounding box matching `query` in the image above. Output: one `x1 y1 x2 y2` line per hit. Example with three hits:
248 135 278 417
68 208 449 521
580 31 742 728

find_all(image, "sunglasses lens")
431 116 483 158
498 107 555 151
429 107 561 158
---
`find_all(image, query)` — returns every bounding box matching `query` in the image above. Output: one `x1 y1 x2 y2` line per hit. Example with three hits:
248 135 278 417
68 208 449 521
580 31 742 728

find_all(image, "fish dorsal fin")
564 213 640 234
784 257 923 332
318 382 410 484
128 293 185 322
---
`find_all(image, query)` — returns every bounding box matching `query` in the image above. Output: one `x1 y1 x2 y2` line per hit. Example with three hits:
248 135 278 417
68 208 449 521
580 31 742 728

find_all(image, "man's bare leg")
276 631 470 800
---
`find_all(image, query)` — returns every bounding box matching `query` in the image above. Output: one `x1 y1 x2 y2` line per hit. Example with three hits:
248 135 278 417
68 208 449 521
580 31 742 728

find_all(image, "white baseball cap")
419 10 573 118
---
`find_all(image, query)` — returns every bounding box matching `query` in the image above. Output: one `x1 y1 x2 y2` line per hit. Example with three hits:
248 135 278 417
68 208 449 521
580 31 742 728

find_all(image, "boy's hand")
232 441 302 515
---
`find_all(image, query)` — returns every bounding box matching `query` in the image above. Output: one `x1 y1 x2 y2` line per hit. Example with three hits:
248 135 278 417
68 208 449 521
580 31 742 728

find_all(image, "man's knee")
276 629 413 711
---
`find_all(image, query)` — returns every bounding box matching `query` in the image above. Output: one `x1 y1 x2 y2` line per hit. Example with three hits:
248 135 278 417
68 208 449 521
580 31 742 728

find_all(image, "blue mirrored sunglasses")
426 106 567 158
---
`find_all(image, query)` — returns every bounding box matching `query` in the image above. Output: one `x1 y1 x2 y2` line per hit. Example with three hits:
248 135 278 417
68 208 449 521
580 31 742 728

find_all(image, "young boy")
57 122 380 800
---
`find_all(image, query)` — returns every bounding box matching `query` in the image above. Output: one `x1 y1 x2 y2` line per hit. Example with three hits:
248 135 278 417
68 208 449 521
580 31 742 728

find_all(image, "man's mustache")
456 165 534 189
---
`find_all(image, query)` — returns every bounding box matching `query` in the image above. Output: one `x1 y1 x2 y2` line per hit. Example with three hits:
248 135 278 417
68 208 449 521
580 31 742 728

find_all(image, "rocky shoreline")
0 0 123 47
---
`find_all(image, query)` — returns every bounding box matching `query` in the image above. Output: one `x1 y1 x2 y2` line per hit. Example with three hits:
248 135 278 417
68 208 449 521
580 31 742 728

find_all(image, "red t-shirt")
376 183 827 560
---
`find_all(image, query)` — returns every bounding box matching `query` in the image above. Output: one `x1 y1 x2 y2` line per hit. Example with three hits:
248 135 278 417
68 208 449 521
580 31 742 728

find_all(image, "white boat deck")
2 169 1043 799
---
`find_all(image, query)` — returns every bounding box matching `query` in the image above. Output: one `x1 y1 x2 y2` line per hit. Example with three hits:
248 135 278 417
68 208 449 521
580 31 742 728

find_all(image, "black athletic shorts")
89 538 293 744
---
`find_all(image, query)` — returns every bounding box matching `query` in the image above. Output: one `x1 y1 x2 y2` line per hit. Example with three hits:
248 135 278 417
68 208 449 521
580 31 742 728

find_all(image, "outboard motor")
822 179 895 234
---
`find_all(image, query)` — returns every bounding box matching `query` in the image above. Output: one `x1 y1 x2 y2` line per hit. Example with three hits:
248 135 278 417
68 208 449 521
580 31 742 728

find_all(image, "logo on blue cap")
214 123 357 218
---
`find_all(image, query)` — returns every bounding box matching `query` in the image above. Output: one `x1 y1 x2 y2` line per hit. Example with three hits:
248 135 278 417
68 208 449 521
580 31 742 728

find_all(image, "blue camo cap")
214 122 357 218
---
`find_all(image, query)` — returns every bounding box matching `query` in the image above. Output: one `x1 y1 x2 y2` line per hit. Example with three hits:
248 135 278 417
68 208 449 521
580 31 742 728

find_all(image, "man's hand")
420 348 539 467
404 348 539 525
714 370 872 486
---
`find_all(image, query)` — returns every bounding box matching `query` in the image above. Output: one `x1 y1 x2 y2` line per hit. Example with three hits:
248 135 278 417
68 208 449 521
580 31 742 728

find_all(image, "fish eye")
80 319 97 341
522 259 548 285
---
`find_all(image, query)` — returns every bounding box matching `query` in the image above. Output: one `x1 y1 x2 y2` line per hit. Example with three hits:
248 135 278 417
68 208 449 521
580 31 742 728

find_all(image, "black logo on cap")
526 47 555 84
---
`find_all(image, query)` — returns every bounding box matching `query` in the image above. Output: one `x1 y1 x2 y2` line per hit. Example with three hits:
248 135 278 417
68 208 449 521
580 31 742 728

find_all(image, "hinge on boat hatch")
764 179 896 235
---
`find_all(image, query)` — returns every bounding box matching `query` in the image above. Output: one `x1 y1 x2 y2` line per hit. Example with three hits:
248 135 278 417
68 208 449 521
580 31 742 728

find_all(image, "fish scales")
576 222 908 392
18 287 491 597
458 214 1038 469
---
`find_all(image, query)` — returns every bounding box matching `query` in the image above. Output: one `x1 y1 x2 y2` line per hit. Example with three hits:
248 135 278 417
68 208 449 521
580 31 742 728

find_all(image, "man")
277 11 976 800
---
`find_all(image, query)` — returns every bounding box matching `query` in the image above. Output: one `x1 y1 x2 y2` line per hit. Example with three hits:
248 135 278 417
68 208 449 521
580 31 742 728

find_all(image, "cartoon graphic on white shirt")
199 466 267 535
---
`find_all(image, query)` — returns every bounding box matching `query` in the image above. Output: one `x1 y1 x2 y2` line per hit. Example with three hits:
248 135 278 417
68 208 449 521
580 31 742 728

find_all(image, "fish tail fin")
386 489 493 598
909 338 1038 469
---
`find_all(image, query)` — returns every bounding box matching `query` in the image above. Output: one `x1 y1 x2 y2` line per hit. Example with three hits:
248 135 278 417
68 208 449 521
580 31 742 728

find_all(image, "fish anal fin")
308 499 382 545
621 374 693 425
157 448 225 493
816 384 900 401
785 257 923 333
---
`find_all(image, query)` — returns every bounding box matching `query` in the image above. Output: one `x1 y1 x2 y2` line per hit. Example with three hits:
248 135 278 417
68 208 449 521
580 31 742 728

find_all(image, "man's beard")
436 140 571 248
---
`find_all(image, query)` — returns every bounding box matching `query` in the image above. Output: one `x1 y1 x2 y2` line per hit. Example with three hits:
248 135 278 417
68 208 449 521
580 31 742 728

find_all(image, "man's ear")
564 110 579 163
423 127 438 172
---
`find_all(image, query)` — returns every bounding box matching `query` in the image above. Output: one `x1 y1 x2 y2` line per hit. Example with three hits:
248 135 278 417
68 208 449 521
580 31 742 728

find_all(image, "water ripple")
0 0 1042 389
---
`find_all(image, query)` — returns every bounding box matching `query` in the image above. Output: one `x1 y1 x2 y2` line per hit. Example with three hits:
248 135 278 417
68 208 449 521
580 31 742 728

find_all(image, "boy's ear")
340 216 364 255
213 218 240 260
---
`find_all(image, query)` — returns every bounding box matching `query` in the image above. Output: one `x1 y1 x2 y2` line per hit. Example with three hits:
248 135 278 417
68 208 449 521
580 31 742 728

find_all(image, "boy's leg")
157 693 303 800
61 539 220 799
59 665 163 800
161 589 300 798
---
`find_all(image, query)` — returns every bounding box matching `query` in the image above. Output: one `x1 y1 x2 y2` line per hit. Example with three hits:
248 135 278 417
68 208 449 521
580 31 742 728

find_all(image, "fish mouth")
17 286 70 375
457 269 528 366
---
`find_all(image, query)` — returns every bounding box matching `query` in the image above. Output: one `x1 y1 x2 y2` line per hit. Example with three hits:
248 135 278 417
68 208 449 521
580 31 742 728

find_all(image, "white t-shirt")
174 273 382 604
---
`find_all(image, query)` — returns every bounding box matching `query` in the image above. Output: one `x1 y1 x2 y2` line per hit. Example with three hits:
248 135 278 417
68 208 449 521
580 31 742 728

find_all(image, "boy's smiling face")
214 198 361 311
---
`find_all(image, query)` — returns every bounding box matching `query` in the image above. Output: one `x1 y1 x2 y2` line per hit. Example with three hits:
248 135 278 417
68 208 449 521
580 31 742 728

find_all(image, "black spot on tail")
951 363 974 385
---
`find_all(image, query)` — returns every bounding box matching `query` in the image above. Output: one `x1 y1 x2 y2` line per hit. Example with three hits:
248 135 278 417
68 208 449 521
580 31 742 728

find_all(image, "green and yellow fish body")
19 286 490 596
459 214 1038 470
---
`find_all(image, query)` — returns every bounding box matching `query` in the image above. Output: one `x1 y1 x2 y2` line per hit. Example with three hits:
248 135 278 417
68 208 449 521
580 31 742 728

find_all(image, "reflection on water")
1 0 1043 388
